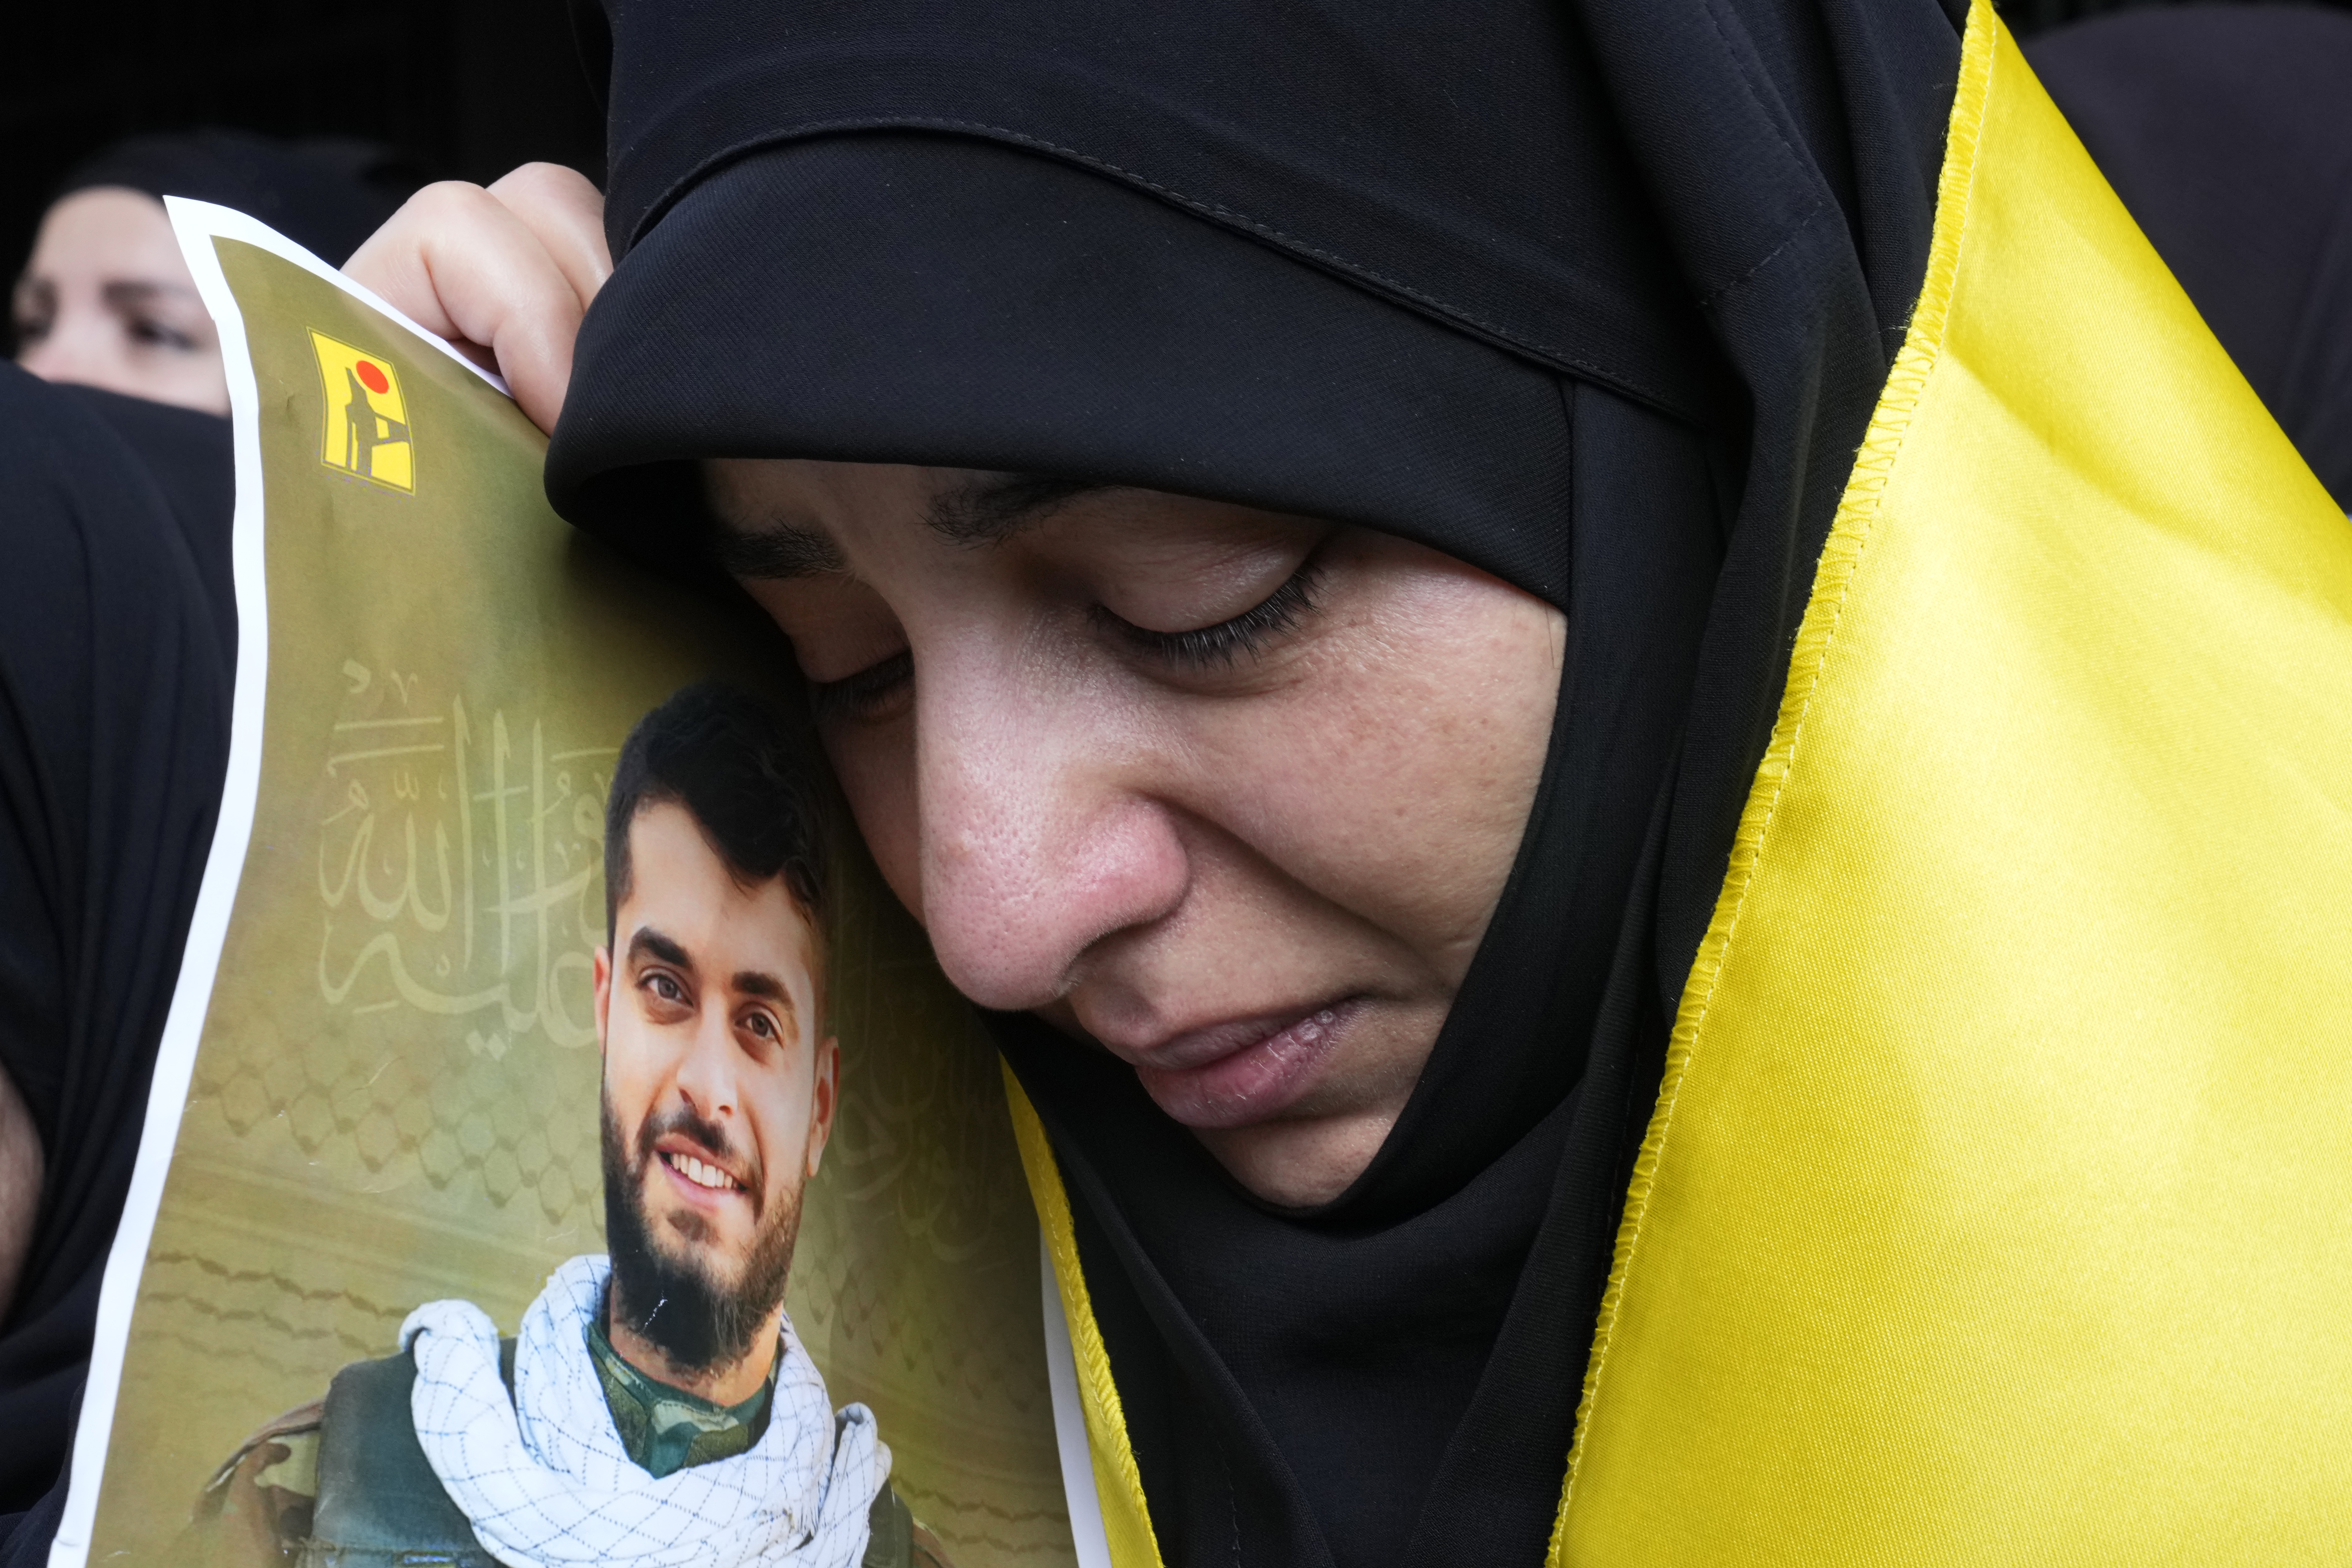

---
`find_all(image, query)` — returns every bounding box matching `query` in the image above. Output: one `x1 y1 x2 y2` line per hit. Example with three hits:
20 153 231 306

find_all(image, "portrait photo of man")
188 682 950 1568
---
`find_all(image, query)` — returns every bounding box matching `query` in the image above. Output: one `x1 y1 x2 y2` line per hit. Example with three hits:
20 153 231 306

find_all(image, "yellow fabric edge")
1544 2 1997 1558
1001 1063 1166 1568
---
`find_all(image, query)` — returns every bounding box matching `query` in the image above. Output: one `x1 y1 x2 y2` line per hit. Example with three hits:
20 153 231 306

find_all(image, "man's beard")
602 1091 801 1375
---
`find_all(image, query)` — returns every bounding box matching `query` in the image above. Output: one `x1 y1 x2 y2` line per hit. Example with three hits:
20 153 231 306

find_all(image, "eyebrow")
925 474 1108 545
732 970 796 1016
711 472 1112 581
708 519 845 580
629 927 693 970
99 280 200 309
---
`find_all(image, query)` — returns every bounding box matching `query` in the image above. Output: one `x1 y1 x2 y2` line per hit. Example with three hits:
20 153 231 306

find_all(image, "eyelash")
129 317 198 351
809 649 913 726
806 561 1324 723
1095 561 1324 672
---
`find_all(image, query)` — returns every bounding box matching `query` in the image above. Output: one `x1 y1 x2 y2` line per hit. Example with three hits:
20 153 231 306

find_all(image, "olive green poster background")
85 239 1070 1565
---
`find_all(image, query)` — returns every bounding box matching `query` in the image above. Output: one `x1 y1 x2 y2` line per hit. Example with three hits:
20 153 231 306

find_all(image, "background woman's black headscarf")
2030 4 2352 510
0 365 232 1556
547 1 1964 1562
55 128 414 268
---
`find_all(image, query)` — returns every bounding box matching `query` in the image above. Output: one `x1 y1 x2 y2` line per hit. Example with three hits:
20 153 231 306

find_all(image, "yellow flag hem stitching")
1002 1064 1166 1568
1546 1 1998 1558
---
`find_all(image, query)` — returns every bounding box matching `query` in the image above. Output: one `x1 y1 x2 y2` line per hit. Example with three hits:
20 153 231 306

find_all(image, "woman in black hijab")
0 363 233 1556
530 0 1965 1562
13 130 413 413
2030 4 2352 510
0 126 410 1555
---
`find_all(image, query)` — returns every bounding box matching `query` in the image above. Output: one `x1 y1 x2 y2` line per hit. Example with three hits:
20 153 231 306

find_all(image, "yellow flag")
1556 4 2352 1561
310 331 413 493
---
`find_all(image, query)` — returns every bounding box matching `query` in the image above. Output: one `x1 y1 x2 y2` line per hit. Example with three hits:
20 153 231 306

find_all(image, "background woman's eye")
809 648 913 724
11 283 54 345
129 317 197 351
1103 561 1324 672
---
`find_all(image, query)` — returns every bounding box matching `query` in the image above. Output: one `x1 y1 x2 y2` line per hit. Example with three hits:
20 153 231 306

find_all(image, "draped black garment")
0 366 233 1553
0 130 386 1550
547 1 1965 1562
2030 4 2352 510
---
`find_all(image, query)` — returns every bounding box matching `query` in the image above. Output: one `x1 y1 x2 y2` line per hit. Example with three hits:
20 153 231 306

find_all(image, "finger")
343 185 495 351
343 182 580 434
486 163 612 315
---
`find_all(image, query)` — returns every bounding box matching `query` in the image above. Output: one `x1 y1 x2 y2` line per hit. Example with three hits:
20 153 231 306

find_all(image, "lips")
649 1128 755 1214
1127 998 1359 1129
661 1149 742 1193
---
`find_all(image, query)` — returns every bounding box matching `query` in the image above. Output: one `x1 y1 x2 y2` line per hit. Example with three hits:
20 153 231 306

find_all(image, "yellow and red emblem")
310 331 413 492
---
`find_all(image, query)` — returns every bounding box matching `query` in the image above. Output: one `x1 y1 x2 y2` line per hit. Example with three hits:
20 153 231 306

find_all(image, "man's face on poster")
593 798 837 1371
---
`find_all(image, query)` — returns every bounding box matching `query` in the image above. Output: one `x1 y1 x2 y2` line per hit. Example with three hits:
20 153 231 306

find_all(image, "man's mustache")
635 1103 763 1214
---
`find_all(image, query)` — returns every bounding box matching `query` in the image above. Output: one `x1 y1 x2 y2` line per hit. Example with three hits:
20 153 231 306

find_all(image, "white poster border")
52 201 505 1567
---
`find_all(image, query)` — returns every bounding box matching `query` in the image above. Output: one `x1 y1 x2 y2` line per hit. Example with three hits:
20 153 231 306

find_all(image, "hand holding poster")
49 203 1102 1568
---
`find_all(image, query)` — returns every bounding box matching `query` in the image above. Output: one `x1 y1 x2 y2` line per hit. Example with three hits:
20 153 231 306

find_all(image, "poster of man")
58 221 1072 1568
187 685 952 1567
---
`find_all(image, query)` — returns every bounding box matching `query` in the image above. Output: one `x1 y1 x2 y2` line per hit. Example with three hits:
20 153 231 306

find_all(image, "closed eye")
809 648 913 725
1097 561 1323 672
806 559 1323 719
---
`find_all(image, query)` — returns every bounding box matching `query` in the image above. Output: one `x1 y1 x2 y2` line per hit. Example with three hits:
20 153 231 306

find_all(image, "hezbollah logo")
310 331 414 492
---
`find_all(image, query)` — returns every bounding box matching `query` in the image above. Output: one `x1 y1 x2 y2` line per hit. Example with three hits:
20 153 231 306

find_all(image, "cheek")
1187 568 1562 958
602 1024 668 1140
822 723 924 918
748 1069 814 1190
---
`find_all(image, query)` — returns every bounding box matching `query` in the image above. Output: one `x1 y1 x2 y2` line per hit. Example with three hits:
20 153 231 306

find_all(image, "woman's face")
12 187 229 415
708 459 1564 1206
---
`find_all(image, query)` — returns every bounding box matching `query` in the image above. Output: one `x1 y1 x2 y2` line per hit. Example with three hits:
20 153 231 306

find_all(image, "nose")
670 1003 741 1123
914 637 1189 1012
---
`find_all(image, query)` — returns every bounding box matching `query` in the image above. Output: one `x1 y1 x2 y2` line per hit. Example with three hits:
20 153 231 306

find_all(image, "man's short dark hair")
603 681 825 936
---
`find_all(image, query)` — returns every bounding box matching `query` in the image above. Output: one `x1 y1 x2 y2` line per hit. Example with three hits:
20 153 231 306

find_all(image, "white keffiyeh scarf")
401 1255 888 1568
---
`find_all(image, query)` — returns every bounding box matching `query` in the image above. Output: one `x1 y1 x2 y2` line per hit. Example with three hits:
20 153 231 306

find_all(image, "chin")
656 1205 718 1248
1192 1110 1396 1209
653 1215 764 1290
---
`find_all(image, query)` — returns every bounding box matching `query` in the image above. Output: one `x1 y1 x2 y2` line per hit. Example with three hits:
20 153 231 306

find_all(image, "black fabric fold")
0 366 233 1539
56 385 239 669
587 2 1720 420
552 135 1582 606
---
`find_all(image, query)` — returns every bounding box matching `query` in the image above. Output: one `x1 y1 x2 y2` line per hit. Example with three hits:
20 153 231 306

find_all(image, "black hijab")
546 1 1962 1563
56 129 414 268
2030 4 2352 511
0 367 233 1551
